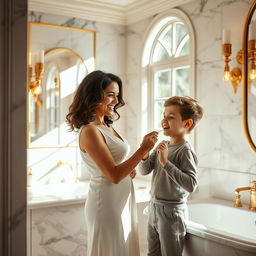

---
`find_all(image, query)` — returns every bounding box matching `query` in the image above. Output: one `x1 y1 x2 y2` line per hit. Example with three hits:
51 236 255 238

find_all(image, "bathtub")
184 198 256 256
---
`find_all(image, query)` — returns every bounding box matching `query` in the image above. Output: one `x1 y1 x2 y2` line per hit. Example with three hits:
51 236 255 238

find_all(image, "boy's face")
161 105 190 137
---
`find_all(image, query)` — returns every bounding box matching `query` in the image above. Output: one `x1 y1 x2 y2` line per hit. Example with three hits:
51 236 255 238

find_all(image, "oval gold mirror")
29 47 88 147
243 0 256 152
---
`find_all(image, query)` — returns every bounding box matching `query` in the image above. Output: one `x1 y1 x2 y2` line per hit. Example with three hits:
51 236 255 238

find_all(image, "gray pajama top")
138 140 198 205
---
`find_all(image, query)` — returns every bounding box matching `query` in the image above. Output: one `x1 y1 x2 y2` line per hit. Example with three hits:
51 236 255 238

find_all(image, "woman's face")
96 81 120 116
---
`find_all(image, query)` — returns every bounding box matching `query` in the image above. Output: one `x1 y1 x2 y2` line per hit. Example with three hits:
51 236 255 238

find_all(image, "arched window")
141 10 195 138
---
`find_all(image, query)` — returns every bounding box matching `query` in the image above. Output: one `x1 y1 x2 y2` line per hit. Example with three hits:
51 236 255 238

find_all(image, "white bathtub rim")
187 221 256 253
187 198 256 253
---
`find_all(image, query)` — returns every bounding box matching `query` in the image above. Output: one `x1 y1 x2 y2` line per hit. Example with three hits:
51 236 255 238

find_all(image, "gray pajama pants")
147 201 188 256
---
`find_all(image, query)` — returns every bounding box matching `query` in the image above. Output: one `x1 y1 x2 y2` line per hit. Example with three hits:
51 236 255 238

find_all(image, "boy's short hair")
164 96 203 132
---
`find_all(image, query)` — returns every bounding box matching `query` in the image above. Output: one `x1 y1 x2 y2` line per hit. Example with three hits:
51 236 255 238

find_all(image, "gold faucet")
57 161 73 171
234 180 256 211
36 160 74 182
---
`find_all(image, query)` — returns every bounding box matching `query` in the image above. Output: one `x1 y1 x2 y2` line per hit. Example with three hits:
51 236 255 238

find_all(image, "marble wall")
29 204 87 255
124 0 256 204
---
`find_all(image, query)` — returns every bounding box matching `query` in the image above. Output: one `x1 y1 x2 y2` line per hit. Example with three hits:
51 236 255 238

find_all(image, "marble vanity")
27 179 150 256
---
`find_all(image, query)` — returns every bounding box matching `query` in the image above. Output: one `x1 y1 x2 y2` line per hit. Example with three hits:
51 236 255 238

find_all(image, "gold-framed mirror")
243 0 256 152
27 22 96 148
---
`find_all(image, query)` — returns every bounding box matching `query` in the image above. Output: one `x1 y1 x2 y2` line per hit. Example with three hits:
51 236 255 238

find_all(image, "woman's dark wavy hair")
66 70 125 131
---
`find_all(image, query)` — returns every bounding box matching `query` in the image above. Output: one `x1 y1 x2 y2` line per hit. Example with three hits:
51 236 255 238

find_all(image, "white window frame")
140 9 196 145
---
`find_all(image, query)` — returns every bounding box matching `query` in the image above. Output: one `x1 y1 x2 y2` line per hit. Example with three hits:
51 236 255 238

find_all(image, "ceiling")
29 0 194 25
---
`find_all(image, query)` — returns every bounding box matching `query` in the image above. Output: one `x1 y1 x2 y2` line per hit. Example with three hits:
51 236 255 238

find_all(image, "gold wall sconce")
222 25 256 94
54 76 60 96
28 50 44 101
222 29 242 94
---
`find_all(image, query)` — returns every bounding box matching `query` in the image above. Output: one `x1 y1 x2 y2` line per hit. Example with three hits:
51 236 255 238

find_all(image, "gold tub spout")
234 181 256 211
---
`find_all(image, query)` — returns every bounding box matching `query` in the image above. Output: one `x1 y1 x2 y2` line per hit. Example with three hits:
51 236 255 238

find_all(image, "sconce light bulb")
34 85 42 95
223 71 230 81
54 89 60 96
249 69 256 80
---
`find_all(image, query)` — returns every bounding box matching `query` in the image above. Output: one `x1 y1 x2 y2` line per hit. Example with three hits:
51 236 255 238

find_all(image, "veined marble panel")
210 169 255 205
191 167 211 200
30 204 87 255
196 115 256 172
197 59 243 115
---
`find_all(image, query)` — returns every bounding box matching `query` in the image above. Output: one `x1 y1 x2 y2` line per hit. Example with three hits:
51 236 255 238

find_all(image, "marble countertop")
27 179 151 209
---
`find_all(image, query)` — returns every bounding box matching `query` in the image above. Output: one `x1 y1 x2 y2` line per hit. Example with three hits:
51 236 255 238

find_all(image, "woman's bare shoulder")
81 124 98 135
80 124 104 143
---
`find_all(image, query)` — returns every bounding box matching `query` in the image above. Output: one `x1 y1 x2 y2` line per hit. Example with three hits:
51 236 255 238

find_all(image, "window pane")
154 70 172 98
154 101 164 129
77 62 88 84
173 67 190 96
179 39 190 56
153 42 169 62
161 25 172 54
30 99 36 136
175 22 187 51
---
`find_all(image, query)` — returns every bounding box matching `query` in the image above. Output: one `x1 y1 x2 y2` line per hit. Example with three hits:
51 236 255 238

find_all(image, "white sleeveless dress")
79 125 140 256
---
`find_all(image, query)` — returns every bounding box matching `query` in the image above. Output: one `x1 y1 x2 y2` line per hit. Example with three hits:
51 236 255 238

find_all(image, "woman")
66 70 158 256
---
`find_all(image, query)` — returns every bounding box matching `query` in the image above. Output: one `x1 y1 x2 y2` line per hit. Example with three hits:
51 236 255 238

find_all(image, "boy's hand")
157 141 168 167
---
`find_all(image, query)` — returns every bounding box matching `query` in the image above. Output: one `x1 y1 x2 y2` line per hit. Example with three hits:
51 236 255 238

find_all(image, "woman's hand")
157 141 168 167
140 131 159 152
129 169 136 179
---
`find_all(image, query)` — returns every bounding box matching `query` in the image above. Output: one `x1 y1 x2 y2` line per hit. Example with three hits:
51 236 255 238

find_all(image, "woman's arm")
80 125 158 184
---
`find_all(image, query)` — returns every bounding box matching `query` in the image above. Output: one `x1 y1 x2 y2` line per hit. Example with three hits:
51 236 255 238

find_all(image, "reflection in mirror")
28 22 95 148
248 9 256 150
29 48 88 146
248 79 256 146
243 1 256 152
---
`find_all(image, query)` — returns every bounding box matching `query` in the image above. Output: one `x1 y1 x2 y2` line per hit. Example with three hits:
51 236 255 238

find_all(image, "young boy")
139 96 203 256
